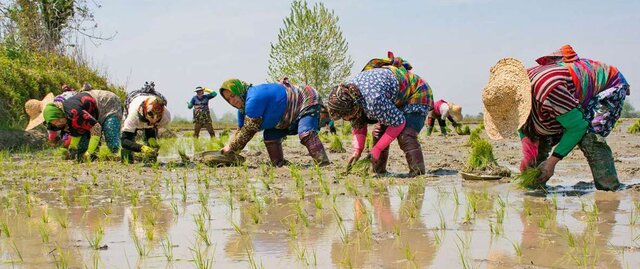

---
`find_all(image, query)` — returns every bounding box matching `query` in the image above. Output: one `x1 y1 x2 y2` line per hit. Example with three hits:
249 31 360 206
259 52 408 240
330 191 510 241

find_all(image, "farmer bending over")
219 78 330 166
327 52 434 176
426 99 463 136
482 45 629 190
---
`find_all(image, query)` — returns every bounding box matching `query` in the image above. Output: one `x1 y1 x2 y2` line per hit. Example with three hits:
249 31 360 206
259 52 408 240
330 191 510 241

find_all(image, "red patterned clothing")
62 92 99 136
276 84 320 129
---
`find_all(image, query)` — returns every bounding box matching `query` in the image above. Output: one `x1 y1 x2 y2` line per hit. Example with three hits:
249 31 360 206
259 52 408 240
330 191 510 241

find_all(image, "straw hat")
24 93 55 131
448 103 463 122
482 58 532 140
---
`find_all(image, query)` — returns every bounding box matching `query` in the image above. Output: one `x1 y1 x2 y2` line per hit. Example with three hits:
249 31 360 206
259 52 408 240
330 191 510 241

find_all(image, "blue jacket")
238 83 287 130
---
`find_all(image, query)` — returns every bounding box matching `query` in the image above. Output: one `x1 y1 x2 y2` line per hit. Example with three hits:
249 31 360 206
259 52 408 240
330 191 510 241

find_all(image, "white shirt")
439 103 450 119
122 95 171 133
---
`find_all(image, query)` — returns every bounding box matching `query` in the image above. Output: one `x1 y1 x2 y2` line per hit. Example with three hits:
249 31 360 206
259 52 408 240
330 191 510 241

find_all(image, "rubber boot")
397 127 426 176
371 123 389 174
299 131 330 166
439 125 448 136
578 133 621 191
426 126 434 136
264 139 288 167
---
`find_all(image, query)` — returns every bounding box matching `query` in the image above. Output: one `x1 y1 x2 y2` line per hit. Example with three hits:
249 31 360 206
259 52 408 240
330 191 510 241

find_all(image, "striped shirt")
522 65 577 136
276 84 320 129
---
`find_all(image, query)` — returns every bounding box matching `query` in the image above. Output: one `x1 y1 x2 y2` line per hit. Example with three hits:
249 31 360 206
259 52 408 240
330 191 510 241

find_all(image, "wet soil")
1 119 639 268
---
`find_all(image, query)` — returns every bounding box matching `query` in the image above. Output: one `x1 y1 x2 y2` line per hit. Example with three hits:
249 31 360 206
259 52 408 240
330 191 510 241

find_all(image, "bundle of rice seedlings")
328 135 346 153
514 167 544 189
628 119 640 134
455 125 471 135
348 158 372 177
467 128 482 146
464 138 496 171
319 131 330 143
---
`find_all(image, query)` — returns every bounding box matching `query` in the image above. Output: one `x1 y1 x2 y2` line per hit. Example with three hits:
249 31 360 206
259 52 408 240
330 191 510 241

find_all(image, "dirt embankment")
0 128 47 150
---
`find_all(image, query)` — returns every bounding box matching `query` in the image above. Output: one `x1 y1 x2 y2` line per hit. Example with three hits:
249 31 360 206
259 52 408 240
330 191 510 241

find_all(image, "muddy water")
2 121 640 268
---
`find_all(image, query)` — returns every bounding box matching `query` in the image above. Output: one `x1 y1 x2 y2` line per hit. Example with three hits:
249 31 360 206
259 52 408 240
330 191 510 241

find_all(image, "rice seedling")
55 211 69 229
452 186 460 206
191 243 214 269
314 197 324 210
348 158 372 177
514 167 544 189
86 225 105 250
194 212 212 246
402 245 417 267
455 236 474 269
328 135 346 153
161 237 174 261
432 230 443 246
464 138 497 172
319 177 331 196
511 240 522 257
0 219 10 237
437 207 447 229
129 190 139 207
132 232 150 257
38 223 50 243
293 202 310 227
562 227 577 248
455 125 471 135
246 247 263 269
230 218 247 236
52 244 70 269
629 205 638 225
495 207 505 225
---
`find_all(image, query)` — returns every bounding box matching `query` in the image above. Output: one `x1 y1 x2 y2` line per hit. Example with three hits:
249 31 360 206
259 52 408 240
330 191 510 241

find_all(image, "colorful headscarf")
327 83 364 126
137 96 165 124
43 102 65 122
219 78 252 112
535 44 579 65
362 51 413 71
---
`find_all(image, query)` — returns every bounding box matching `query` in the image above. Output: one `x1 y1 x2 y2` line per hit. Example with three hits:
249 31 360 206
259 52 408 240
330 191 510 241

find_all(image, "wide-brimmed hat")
482 58 532 140
24 93 55 131
194 86 204 92
448 103 463 122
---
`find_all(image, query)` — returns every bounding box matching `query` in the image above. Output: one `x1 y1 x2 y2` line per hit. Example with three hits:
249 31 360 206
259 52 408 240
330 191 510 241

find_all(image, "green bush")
0 44 125 130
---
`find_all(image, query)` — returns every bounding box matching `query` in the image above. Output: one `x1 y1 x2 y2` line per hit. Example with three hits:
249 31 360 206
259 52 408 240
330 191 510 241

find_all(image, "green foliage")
628 119 640 134
455 125 471 135
0 44 125 129
267 0 353 96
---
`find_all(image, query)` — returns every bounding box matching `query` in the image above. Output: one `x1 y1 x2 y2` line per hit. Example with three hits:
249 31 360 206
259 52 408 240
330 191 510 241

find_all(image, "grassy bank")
0 44 125 130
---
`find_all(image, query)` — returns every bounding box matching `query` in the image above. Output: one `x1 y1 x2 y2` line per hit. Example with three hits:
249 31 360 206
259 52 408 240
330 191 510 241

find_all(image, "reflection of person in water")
514 193 621 268
330 184 436 268
223 197 335 262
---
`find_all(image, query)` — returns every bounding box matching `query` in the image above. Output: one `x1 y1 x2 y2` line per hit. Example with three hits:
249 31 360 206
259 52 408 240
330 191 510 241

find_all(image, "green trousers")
536 133 621 191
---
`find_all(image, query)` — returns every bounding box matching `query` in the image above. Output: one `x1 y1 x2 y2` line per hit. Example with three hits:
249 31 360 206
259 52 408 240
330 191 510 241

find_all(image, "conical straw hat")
448 103 463 122
24 93 55 131
482 58 532 140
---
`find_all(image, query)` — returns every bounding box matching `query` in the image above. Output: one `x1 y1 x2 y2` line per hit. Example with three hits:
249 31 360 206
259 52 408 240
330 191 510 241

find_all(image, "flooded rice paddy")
1 121 640 268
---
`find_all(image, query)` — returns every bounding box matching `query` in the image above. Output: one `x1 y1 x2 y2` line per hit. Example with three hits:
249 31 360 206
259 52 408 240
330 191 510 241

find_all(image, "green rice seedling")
403 245 417 267
246 247 263 269
455 238 473 269
511 240 522 257
514 167 544 189
230 218 247 236
129 190 139 207
293 202 309 227
319 177 331 196
630 206 639 225
345 179 359 196
328 135 346 153
38 223 50 243
132 232 149 257
437 208 447 229
314 197 324 210
452 187 460 206
627 119 640 134
283 216 298 239
563 227 577 248
170 200 179 216
432 230 443 246
402 199 419 220
463 203 473 224
0 219 10 237
551 192 558 210
161 237 174 261
191 243 214 269
495 207 505 224
55 211 69 229
455 125 471 135
194 213 212 246
86 225 104 250
52 244 69 269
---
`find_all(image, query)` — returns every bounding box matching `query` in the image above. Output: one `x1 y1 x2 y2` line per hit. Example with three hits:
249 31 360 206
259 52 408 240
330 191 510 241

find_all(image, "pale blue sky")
85 0 640 120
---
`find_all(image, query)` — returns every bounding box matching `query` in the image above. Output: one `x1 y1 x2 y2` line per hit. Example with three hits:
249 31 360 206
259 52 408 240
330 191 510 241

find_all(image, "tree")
267 0 353 97
621 100 639 118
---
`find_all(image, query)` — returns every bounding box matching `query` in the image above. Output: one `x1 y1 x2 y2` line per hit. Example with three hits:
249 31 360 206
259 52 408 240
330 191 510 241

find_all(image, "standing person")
426 99 463 136
326 53 434 176
219 78 330 166
482 45 630 190
121 82 171 163
42 90 123 161
187 86 217 138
